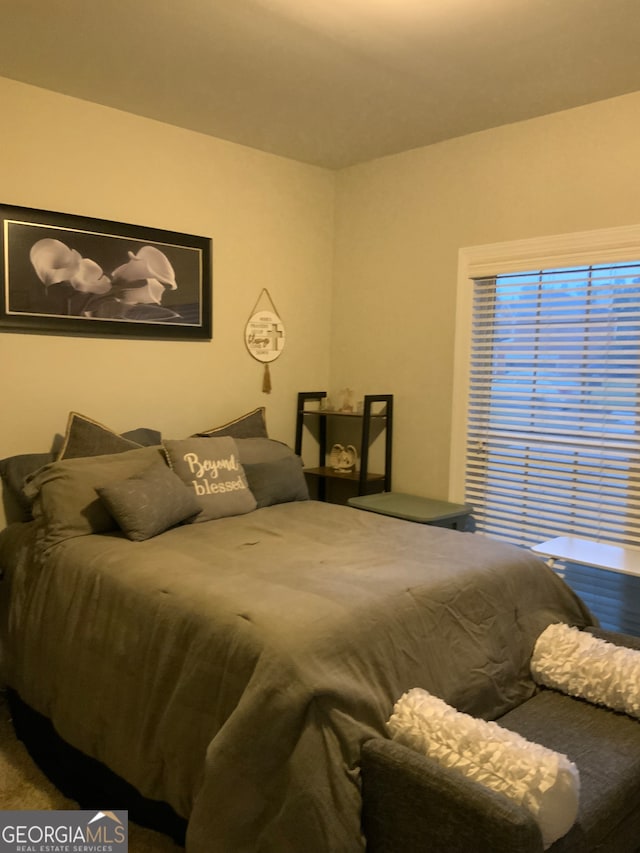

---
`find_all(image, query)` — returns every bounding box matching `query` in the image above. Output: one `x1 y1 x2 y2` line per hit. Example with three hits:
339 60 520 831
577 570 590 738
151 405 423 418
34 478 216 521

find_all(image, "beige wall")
0 78 335 471
331 91 640 501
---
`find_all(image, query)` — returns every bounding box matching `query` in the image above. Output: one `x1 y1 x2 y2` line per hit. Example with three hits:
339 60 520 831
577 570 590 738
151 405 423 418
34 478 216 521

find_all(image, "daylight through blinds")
466 262 640 549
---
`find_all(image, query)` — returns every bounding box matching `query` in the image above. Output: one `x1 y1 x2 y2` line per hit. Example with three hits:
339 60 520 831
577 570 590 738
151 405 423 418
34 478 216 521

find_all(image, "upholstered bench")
361 627 640 853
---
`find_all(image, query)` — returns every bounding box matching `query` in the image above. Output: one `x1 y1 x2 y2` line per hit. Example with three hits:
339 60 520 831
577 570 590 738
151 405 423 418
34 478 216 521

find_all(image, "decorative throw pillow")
195 407 268 439
57 412 161 460
234 437 298 465
120 426 163 447
531 622 640 719
388 688 580 850
163 436 257 522
97 461 200 541
243 455 309 508
24 445 165 549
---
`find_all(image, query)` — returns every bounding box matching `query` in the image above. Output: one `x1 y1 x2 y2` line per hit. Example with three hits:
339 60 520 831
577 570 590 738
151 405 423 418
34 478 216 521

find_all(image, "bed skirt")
6 689 187 847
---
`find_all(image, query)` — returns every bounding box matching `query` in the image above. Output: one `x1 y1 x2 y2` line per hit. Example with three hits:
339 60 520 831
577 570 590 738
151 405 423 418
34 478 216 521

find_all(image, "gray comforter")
0 501 595 852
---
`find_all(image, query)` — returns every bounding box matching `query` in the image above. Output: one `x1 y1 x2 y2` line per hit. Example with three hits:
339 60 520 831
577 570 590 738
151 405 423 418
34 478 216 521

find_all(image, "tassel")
262 363 272 394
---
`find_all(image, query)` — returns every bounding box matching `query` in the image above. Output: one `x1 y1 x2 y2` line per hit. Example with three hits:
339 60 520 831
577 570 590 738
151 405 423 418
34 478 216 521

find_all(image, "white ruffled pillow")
531 623 640 719
388 689 579 849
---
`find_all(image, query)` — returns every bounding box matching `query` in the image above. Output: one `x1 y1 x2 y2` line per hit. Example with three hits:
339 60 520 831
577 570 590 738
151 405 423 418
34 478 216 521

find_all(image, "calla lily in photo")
29 238 110 294
69 257 112 294
30 238 82 286
111 246 177 289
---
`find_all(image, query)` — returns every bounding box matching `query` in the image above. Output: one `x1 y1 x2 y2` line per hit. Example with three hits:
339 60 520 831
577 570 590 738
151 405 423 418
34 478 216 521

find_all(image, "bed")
0 411 596 853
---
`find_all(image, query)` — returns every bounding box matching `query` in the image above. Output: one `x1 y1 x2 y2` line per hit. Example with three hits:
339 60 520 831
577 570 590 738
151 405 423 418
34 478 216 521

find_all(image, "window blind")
466 262 640 550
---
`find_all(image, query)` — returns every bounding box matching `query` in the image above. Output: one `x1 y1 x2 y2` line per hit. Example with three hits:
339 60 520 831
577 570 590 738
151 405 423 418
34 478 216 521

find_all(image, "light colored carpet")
0 690 184 852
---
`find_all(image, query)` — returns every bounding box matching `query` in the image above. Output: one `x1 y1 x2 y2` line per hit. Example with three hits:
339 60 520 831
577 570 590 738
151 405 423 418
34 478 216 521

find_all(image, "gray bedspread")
0 501 595 852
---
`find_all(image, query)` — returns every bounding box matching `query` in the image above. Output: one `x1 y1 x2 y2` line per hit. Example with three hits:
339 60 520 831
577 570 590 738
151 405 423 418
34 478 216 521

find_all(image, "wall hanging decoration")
0 203 212 340
244 288 286 393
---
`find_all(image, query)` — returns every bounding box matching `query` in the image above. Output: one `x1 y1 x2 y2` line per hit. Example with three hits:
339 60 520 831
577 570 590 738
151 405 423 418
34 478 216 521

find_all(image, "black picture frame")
0 204 212 340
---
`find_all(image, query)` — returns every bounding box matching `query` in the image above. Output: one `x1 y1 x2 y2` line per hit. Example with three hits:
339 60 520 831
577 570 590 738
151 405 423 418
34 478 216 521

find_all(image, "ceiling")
1 0 640 169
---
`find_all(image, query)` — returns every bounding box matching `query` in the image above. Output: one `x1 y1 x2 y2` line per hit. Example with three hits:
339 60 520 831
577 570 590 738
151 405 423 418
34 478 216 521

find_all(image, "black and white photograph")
0 204 212 339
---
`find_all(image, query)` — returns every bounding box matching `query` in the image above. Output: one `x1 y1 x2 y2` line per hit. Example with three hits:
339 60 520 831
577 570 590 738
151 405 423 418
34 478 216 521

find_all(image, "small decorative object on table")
329 443 358 473
339 388 355 412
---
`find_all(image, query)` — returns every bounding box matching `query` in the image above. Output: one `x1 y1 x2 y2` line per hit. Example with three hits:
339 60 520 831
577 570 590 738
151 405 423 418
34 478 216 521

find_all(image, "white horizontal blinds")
466 262 640 550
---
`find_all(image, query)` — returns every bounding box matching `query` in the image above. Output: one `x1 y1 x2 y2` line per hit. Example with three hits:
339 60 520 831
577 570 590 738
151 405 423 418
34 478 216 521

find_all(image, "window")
451 225 640 633
467 262 640 549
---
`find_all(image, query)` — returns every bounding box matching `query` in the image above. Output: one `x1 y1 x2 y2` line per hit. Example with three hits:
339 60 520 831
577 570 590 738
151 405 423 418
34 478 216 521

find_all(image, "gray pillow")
57 412 161 460
234 437 298 465
24 445 165 549
0 452 56 521
121 426 162 447
0 419 162 524
163 436 257 522
243 455 309 508
98 462 200 541
195 407 268 439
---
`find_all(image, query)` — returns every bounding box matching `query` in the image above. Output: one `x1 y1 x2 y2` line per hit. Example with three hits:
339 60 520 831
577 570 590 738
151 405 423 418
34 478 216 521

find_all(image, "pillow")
195 407 268 439
97 462 201 541
531 622 640 719
120 426 163 447
163 436 257 522
388 688 580 849
24 445 165 549
234 437 298 465
57 412 161 460
0 452 56 521
0 418 162 523
243 455 309 508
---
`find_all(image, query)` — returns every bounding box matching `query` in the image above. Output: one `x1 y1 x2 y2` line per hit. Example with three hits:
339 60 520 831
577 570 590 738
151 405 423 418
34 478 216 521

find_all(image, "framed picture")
0 204 212 340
